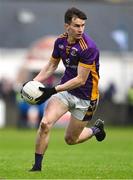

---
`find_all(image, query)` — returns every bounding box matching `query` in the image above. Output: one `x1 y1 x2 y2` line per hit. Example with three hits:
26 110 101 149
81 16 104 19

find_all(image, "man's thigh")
65 115 88 140
42 96 68 126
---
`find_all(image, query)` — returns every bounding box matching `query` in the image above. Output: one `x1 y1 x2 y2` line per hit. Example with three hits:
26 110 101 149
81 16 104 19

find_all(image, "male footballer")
24 7 106 171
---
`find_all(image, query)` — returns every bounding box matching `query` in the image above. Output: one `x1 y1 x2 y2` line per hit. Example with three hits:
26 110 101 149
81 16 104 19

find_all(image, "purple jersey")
52 33 100 100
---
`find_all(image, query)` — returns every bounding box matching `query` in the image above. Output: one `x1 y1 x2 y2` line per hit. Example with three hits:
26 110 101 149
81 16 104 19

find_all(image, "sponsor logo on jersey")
65 58 70 64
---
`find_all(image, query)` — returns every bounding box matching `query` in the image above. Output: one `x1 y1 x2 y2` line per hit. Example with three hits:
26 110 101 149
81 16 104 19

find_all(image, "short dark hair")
64 7 87 24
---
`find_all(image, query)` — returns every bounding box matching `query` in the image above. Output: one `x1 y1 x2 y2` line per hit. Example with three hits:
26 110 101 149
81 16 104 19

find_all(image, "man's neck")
67 36 76 44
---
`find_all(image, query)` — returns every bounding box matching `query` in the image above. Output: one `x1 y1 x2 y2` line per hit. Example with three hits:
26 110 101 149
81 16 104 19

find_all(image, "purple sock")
35 153 43 167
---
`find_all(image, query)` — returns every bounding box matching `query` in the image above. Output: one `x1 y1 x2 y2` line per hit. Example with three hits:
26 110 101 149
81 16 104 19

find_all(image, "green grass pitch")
0 127 133 179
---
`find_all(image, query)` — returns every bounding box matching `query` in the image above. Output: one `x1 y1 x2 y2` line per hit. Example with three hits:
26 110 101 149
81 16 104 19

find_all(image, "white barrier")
0 49 133 103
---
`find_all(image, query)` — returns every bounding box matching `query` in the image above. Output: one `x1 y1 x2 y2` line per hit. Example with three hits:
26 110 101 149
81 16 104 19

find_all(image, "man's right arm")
33 57 60 83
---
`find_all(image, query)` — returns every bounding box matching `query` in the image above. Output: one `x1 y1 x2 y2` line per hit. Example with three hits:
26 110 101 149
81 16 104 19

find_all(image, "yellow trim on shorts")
85 111 93 116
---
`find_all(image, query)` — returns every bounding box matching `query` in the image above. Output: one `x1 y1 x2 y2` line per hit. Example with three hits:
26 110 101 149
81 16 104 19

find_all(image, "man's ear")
64 23 69 32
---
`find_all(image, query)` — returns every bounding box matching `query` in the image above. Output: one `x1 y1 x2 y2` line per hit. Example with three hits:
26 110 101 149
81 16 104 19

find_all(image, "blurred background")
0 0 133 129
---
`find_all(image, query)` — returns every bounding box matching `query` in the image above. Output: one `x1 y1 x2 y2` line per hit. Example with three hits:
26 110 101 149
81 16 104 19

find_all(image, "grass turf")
0 127 133 179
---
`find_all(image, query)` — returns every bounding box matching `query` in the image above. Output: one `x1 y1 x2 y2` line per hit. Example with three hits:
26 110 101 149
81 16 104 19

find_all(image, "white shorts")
52 91 98 121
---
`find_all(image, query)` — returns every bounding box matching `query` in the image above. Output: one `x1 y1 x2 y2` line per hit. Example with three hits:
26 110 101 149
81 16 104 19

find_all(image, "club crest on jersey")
71 47 78 56
59 44 64 50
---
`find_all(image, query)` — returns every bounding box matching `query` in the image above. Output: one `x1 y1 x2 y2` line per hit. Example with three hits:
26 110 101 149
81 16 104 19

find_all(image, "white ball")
21 81 45 104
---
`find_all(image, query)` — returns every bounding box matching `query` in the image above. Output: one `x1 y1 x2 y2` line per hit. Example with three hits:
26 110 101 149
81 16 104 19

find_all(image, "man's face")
65 17 85 40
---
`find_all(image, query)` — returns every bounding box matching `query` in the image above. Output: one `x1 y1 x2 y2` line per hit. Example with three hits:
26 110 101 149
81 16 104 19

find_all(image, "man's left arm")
55 65 90 92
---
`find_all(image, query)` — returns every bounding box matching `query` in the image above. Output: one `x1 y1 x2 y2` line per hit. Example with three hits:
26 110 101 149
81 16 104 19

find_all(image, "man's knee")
40 121 50 134
64 135 76 145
